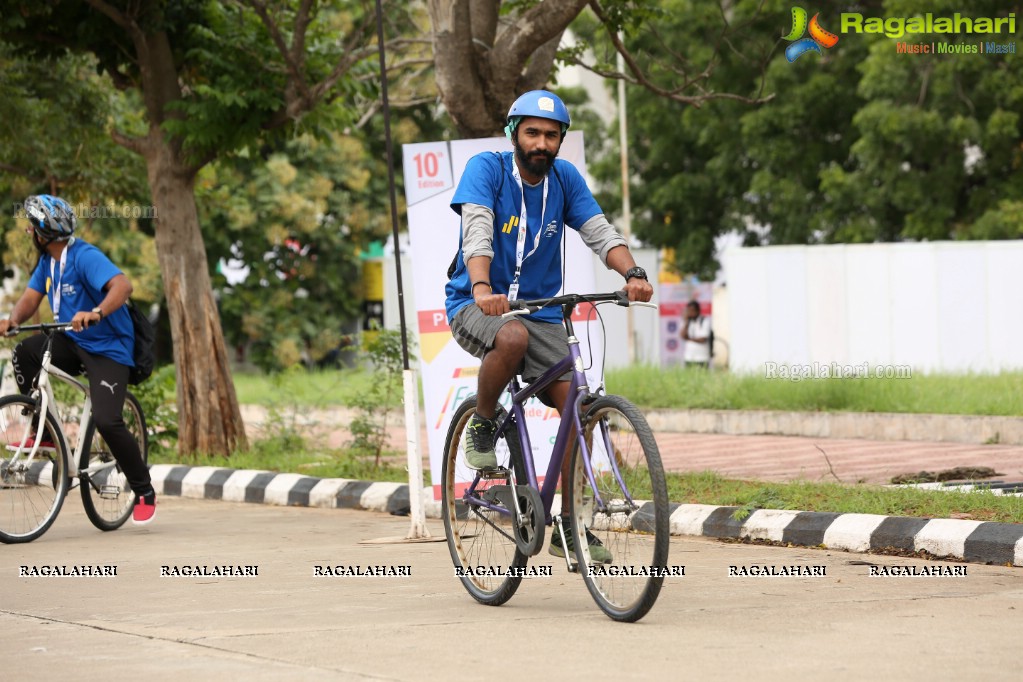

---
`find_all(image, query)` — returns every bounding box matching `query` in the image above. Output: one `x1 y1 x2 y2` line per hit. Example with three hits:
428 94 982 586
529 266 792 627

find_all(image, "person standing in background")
682 299 711 369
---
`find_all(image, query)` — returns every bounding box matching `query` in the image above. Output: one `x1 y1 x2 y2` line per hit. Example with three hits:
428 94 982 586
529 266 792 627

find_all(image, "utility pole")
617 44 636 364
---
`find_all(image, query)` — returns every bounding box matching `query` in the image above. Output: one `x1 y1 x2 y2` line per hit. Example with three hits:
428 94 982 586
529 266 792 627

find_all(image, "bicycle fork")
7 350 61 476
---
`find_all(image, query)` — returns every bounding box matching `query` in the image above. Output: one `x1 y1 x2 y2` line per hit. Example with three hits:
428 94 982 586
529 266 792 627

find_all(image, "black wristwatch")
624 266 648 282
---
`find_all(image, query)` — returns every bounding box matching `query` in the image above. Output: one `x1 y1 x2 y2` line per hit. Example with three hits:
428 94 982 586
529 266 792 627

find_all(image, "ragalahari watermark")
12 202 157 221
765 361 912 382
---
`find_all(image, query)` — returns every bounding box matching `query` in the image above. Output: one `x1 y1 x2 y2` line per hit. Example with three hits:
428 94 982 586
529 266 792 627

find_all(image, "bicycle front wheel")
0 395 70 543
568 395 670 622
80 391 148 531
442 397 528 606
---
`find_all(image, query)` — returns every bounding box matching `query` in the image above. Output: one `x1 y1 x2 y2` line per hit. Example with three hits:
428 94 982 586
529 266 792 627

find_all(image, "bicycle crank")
483 484 545 556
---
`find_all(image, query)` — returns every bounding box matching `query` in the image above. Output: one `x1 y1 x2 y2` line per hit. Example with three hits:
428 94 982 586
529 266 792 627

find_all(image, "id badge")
508 282 520 302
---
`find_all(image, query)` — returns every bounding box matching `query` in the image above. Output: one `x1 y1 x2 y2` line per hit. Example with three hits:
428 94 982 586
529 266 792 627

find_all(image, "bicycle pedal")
99 485 122 499
479 466 511 480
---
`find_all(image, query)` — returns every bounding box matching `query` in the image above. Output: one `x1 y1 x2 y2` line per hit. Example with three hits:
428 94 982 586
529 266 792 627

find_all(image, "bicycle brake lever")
501 308 532 319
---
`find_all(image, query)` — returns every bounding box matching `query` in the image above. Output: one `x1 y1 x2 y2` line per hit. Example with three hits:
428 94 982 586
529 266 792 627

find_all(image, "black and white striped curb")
151 465 1023 567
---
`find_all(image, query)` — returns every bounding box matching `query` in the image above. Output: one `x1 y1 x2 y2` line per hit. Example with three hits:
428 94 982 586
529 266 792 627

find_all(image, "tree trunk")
428 0 585 138
143 144 248 456
128 24 247 456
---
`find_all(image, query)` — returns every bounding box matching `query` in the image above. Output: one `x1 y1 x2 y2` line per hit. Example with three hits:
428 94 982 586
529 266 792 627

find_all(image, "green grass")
150 444 422 485
606 366 1023 416
230 365 1023 416
231 367 384 407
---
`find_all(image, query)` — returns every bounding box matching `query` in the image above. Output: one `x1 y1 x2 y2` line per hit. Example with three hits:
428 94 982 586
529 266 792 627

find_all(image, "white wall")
722 241 1023 373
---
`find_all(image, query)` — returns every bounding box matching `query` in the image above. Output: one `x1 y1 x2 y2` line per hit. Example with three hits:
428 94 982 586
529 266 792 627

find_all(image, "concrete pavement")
4 497 1022 681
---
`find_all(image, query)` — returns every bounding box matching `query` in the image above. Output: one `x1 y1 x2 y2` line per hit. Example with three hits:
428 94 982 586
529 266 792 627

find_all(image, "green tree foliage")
823 0 1023 243
573 0 785 278
0 0 415 455
0 44 154 289
197 100 448 372
200 131 386 371
582 0 1021 278
0 44 145 200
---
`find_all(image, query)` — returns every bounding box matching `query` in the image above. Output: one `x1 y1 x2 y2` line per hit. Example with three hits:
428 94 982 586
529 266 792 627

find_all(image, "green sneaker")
464 413 498 470
549 521 613 564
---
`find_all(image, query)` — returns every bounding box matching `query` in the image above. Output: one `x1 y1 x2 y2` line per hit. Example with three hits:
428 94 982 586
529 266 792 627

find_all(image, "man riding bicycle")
0 195 156 525
444 90 653 562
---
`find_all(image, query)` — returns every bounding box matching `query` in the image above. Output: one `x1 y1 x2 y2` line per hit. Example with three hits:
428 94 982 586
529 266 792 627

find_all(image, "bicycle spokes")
442 398 529 606
0 396 69 543
570 395 670 622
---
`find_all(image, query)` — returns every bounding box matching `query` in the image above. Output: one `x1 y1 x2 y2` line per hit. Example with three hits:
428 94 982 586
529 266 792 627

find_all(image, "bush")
130 364 178 457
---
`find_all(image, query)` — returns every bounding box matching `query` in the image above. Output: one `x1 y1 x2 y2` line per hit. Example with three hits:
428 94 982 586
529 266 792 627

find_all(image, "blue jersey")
28 240 135 367
445 152 603 323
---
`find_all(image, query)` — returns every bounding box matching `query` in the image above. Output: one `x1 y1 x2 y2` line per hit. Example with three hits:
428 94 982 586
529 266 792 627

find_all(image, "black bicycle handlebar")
508 291 634 314
507 290 658 316
3 322 74 337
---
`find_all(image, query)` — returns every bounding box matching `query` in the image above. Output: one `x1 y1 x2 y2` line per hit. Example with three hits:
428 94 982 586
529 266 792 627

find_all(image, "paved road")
3 497 1021 681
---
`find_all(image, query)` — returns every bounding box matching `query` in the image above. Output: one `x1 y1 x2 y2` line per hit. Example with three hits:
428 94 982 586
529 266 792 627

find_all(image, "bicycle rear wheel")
568 395 669 622
80 391 148 531
442 397 528 606
0 395 70 543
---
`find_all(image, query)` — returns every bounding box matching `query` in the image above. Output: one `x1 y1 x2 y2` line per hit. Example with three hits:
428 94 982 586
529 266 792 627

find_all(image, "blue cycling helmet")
24 195 77 241
505 90 571 140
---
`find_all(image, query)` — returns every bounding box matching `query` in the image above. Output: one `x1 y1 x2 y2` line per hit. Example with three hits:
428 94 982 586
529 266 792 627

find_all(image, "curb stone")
150 464 1023 568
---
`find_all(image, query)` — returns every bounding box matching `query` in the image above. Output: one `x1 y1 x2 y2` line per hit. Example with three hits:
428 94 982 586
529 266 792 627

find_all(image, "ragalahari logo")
784 7 839 62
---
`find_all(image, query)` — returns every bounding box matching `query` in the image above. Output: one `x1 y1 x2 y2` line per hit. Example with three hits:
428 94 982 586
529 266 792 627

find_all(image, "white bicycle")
0 322 147 543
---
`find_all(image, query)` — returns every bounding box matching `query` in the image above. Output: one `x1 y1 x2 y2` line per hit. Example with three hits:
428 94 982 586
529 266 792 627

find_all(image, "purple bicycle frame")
463 313 635 525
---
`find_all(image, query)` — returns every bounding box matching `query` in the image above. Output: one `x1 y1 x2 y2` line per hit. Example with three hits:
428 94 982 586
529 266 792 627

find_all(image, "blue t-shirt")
27 239 135 367
445 152 603 323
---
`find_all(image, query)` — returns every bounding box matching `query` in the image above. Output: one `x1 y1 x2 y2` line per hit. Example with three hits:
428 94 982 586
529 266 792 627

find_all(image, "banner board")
401 133 602 498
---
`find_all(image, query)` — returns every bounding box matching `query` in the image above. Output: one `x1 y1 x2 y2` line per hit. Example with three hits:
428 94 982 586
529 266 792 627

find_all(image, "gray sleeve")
460 203 495 260
578 214 628 267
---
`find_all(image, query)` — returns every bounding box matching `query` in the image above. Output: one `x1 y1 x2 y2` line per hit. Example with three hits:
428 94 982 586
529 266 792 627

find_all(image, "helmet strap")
504 117 520 141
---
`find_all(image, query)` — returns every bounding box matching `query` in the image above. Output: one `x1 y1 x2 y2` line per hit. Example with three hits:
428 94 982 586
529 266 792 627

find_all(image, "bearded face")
32 230 49 256
514 140 557 178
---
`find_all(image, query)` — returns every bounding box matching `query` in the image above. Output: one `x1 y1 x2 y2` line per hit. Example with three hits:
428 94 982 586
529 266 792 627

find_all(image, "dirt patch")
890 466 1004 484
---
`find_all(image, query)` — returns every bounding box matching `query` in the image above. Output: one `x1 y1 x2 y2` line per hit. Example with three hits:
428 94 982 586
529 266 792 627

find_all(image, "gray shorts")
450 304 571 384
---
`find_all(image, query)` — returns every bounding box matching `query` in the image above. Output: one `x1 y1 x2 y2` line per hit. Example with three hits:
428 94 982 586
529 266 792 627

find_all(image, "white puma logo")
100 380 118 394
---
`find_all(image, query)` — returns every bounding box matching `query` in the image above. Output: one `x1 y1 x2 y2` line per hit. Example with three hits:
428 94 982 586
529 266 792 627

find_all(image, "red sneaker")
6 438 56 452
133 492 156 525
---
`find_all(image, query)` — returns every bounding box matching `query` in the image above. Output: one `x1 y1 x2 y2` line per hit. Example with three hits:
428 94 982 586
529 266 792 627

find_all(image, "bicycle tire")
80 391 148 531
442 397 529 606
0 395 70 543
567 395 670 622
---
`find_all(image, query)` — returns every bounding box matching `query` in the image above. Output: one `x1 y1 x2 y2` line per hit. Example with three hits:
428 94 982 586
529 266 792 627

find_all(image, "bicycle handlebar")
502 291 657 318
3 322 75 337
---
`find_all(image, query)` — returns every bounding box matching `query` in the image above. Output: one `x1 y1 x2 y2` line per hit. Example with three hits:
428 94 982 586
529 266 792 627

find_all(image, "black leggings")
11 333 152 496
